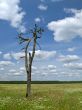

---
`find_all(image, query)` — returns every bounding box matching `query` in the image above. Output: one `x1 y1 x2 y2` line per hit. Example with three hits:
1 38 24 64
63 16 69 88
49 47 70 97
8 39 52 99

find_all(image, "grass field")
0 84 82 110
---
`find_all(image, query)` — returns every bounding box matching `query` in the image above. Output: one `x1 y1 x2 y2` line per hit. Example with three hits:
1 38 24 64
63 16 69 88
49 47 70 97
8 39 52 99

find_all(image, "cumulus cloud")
20 67 25 71
64 8 81 14
0 61 14 66
9 69 16 73
58 55 80 63
0 0 26 32
3 50 56 61
8 70 24 76
35 50 56 59
35 17 41 23
48 65 56 69
47 9 82 42
14 50 56 60
3 52 24 60
42 72 48 76
32 66 37 70
38 4 48 11
60 71 80 77
12 72 22 76
64 63 82 70
3 53 12 60
11 52 24 60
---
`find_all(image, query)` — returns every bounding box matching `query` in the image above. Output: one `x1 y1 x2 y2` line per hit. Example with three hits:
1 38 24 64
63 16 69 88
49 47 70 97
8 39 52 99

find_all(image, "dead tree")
18 24 44 97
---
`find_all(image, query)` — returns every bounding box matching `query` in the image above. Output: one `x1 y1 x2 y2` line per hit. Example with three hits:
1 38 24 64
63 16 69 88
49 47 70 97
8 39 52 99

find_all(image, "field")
0 84 82 110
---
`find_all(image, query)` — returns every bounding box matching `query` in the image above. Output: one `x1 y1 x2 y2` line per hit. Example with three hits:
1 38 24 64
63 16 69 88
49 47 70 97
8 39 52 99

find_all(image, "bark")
19 25 43 97
18 25 43 98
25 44 32 97
26 70 31 97
26 36 36 97
26 53 32 97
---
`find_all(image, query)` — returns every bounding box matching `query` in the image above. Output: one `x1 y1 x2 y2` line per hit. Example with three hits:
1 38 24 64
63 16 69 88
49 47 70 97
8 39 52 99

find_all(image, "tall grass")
0 84 82 110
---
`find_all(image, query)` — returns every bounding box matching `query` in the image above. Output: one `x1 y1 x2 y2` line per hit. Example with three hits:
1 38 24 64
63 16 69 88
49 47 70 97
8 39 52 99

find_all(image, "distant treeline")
0 81 82 84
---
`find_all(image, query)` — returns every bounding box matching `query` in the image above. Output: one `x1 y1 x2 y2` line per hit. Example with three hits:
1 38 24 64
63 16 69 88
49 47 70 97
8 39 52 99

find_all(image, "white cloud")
3 52 25 60
64 63 82 70
38 4 48 11
0 0 26 32
12 50 56 60
64 8 81 14
8 71 24 76
35 50 56 59
3 53 12 60
67 73 80 77
32 66 37 70
20 67 25 71
60 71 80 77
42 72 48 75
49 69 57 73
35 17 41 23
11 52 24 60
67 47 76 52
0 61 14 66
12 72 21 76
47 9 82 42
58 55 80 63
9 69 16 73
48 65 56 69
3 50 56 61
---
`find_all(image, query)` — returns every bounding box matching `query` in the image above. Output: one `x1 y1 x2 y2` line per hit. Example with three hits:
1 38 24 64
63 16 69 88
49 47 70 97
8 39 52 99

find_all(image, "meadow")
0 83 82 110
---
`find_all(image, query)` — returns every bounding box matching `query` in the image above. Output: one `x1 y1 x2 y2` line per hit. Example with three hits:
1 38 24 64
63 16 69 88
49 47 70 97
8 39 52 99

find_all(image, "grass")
0 84 82 110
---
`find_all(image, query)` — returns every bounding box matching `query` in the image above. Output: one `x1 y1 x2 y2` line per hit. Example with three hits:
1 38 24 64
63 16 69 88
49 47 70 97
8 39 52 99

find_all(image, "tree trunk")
26 71 31 97
26 53 32 97
19 25 44 98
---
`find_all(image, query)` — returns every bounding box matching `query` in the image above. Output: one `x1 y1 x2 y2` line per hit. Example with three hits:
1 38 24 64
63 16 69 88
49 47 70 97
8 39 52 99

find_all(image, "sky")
0 0 82 81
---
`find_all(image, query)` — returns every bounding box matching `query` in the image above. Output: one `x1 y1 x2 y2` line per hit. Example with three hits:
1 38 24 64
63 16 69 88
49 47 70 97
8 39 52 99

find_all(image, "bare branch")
31 37 36 64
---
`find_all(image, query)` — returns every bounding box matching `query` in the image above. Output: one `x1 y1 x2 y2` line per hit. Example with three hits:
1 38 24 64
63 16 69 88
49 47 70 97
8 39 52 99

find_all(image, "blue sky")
0 0 82 81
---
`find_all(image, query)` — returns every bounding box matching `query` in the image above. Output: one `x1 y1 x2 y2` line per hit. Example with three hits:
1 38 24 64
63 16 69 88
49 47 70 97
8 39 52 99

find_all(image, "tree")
18 24 44 97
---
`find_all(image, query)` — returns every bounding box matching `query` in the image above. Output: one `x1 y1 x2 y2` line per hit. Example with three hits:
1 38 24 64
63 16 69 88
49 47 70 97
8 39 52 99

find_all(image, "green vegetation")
0 84 82 110
0 81 82 84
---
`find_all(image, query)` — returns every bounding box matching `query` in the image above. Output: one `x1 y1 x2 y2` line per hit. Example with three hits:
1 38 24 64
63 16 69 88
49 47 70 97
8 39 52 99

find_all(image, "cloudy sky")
0 0 82 81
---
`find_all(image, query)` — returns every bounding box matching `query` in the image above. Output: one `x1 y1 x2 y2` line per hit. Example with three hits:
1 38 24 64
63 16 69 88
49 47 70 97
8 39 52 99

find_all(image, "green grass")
0 84 82 110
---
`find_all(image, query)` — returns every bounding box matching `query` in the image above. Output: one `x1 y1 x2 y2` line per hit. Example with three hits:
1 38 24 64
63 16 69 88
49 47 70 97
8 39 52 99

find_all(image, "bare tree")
18 24 44 97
